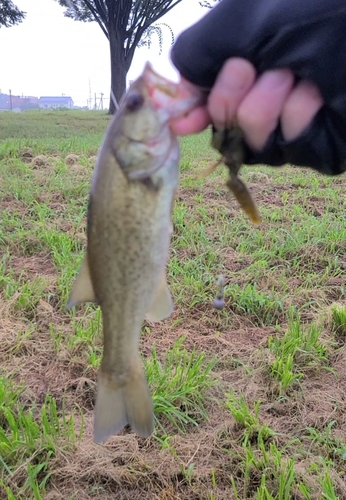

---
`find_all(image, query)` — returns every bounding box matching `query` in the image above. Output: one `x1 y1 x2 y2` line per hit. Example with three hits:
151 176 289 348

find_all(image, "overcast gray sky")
0 0 206 107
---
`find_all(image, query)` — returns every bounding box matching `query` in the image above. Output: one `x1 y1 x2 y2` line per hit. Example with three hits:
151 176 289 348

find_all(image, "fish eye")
126 93 144 112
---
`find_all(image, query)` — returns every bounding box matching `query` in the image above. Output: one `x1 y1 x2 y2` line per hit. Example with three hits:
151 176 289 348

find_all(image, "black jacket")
171 0 346 175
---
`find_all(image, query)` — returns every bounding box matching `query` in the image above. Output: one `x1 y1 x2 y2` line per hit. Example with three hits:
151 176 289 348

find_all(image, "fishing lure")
211 125 261 225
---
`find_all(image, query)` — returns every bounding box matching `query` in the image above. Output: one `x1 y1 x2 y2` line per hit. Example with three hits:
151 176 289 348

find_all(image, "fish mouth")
124 139 172 181
122 127 175 181
143 62 205 117
126 161 164 181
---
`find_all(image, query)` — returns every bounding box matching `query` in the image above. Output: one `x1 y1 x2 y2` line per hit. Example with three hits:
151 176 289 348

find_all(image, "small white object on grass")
212 274 225 310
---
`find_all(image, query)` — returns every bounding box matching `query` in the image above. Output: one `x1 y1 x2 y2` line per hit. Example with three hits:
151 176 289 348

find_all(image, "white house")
38 96 74 109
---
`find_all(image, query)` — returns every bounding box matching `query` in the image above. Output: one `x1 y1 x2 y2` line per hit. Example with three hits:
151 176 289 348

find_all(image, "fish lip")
143 62 205 117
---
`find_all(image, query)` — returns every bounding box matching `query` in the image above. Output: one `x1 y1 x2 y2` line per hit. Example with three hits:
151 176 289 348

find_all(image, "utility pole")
99 93 104 111
94 93 97 110
88 79 92 109
9 89 12 110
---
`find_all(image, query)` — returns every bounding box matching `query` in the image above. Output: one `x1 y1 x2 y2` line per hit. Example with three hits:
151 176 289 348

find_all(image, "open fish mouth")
122 131 177 182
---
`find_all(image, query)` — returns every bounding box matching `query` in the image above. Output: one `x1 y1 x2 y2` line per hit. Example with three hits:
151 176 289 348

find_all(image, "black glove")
171 0 346 175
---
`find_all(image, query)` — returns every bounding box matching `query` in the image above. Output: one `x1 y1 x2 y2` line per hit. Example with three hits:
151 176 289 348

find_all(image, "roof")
39 96 73 103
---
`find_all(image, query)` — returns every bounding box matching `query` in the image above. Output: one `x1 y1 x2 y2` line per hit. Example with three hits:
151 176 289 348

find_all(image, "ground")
0 110 346 499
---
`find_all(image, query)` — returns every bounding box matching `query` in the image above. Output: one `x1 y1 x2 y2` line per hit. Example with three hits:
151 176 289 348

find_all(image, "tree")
198 0 218 6
137 22 174 53
55 0 207 114
0 0 25 28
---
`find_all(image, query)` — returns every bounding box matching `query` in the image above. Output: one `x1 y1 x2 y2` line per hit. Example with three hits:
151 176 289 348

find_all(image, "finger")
281 80 324 141
208 58 256 130
170 105 210 135
237 69 294 151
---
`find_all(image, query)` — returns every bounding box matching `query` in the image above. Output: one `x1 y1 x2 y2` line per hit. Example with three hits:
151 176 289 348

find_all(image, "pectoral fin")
145 274 173 322
66 255 96 309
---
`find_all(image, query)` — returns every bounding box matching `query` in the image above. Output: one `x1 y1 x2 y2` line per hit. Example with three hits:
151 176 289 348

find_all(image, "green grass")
266 311 331 393
0 377 80 499
331 304 346 342
1 110 346 499
148 337 217 433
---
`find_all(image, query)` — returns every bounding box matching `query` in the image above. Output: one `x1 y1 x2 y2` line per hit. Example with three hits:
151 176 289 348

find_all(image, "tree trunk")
108 31 128 115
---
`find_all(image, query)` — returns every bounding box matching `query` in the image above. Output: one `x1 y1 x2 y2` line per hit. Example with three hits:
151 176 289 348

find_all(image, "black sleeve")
170 0 346 175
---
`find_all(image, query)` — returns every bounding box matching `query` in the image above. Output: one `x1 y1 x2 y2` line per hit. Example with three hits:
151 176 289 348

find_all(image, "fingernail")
219 58 256 92
258 70 293 90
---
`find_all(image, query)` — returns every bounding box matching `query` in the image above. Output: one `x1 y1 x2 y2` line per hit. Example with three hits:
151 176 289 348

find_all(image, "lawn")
0 109 346 499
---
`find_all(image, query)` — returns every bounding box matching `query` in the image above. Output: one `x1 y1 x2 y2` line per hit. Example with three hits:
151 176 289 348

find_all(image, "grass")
0 110 346 499
0 377 79 499
148 337 217 433
266 310 331 393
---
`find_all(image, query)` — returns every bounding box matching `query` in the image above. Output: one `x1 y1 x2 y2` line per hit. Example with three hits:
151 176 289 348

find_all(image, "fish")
211 125 262 225
66 62 201 444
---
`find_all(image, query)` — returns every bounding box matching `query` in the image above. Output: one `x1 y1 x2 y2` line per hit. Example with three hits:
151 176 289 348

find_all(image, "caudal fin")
93 363 154 443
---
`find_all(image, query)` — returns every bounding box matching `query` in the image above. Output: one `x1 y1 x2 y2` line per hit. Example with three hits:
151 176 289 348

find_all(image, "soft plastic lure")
211 125 261 225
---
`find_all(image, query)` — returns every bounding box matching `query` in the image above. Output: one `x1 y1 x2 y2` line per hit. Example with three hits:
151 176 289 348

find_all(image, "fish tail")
93 361 154 443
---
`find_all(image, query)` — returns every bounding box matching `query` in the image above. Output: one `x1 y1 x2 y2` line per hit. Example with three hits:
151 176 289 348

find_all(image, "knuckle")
237 102 275 132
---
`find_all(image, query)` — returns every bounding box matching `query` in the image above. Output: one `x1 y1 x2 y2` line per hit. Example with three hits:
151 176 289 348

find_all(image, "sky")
0 0 207 107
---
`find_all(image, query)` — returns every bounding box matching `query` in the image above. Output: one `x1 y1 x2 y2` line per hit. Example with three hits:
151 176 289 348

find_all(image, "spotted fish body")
67 63 201 443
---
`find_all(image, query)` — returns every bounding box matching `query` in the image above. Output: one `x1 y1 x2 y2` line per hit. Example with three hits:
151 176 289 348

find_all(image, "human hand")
170 58 324 152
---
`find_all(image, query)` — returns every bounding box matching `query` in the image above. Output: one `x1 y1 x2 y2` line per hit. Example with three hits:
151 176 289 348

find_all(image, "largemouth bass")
67 63 201 443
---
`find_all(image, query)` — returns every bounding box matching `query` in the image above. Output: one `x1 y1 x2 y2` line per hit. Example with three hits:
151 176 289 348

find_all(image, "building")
0 93 9 109
38 96 74 109
0 93 39 111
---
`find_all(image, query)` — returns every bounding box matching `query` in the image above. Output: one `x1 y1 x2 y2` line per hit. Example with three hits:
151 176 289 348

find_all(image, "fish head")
107 63 203 180
119 62 202 139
